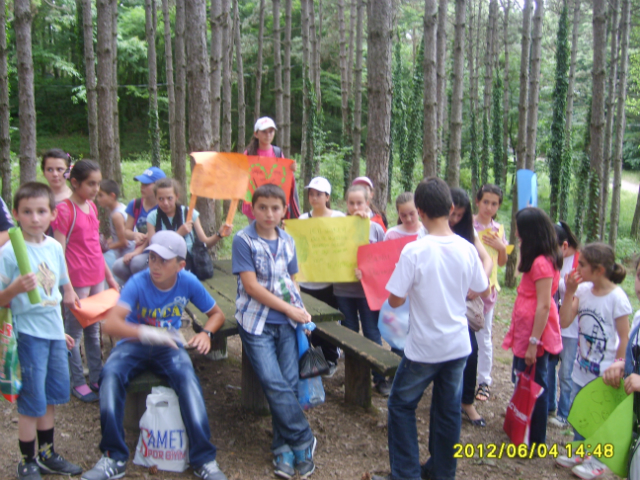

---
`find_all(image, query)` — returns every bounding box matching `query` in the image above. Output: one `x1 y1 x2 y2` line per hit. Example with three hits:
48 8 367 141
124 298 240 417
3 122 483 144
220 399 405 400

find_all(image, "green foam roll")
8 227 41 305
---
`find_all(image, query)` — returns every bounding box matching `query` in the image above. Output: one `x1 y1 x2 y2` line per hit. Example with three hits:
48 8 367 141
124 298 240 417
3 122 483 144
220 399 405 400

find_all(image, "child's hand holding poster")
477 225 514 291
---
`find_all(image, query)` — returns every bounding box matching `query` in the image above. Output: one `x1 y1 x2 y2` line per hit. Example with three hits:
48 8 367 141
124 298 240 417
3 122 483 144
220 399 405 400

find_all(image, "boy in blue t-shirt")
0 182 81 479
82 231 228 480
232 184 317 479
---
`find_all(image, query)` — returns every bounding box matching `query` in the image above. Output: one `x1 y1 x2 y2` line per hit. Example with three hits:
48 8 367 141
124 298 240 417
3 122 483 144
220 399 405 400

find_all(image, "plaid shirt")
234 223 304 335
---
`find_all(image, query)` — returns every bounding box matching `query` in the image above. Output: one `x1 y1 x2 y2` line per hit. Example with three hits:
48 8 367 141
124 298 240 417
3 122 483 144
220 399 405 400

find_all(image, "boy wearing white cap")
82 231 228 480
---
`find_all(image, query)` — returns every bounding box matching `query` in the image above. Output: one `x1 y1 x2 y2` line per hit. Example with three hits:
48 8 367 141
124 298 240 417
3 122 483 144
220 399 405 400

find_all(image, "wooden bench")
314 321 401 409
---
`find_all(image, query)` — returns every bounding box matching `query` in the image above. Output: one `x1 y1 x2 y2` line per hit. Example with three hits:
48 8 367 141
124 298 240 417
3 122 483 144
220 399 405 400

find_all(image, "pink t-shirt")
242 146 278 220
502 255 562 357
52 200 105 288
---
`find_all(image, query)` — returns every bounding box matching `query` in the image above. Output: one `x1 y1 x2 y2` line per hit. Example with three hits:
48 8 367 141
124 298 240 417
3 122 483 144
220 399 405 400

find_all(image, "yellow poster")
284 216 371 282
477 225 514 292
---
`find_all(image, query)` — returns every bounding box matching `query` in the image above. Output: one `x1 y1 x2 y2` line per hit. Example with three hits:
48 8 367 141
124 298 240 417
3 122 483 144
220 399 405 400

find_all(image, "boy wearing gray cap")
82 231 228 480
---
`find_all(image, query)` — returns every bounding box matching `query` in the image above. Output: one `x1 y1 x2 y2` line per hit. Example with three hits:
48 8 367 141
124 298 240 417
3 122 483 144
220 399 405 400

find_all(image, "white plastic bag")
378 299 410 350
133 386 189 472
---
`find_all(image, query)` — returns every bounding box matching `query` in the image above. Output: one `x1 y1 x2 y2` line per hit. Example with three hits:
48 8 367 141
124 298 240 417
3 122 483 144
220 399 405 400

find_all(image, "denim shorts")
16 333 70 417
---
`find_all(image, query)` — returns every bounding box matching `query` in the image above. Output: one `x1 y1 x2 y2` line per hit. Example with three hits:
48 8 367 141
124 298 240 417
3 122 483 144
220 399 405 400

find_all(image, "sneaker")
572 457 609 480
194 460 228 480
375 379 392 397
548 415 569 429
322 361 337 378
89 383 100 393
72 385 99 403
273 451 295 479
80 456 126 480
556 454 588 469
17 459 42 480
293 437 317 479
36 452 82 475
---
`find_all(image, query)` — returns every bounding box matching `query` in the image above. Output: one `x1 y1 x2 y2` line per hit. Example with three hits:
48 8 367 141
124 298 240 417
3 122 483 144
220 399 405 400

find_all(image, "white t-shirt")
298 210 346 290
631 310 640 332
572 283 632 387
559 253 580 339
386 234 489 363
384 225 428 241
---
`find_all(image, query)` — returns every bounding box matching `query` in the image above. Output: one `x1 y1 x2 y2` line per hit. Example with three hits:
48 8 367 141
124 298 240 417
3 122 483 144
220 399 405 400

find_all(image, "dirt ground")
0 294 622 480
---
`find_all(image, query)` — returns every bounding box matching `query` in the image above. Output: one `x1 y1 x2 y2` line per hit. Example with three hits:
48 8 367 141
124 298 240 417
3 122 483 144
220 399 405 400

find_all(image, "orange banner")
246 156 295 204
190 152 251 200
72 288 120 328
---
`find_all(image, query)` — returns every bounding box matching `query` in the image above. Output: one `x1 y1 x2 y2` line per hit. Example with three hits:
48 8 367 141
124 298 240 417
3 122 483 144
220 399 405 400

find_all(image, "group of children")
1 117 640 480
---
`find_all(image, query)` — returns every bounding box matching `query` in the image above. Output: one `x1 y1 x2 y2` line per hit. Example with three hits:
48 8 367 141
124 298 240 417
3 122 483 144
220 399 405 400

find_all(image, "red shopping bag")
503 365 544 446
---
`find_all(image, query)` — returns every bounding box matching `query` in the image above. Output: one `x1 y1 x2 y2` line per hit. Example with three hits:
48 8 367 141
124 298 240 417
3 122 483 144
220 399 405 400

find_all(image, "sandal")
461 409 486 427
475 383 490 402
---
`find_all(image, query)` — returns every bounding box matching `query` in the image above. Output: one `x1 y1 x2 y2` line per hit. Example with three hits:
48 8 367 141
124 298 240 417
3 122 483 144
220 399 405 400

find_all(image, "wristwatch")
529 336 543 346
215 231 223 238
203 330 214 341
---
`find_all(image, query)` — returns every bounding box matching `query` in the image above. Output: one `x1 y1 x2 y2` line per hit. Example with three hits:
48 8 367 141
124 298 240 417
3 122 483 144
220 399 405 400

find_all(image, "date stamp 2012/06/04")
453 443 614 460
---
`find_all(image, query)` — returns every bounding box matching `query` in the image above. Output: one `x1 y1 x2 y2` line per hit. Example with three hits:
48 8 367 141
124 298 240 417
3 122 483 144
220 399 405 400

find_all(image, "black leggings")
461 326 479 405
300 285 340 364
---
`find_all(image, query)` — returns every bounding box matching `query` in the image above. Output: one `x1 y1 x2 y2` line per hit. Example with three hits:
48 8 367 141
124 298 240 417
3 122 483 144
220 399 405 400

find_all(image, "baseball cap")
145 231 187 260
254 117 277 132
305 177 332 195
134 166 166 184
352 176 374 189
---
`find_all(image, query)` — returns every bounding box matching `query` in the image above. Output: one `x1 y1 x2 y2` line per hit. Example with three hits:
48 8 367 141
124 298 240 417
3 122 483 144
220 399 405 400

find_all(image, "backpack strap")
63 199 77 245
133 198 143 223
273 145 283 158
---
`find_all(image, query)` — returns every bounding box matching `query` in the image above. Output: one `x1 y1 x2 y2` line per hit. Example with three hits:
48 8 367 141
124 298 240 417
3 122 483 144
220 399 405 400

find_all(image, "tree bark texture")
273 0 283 141
501 0 510 188
210 0 223 150
111 0 121 183
524 0 543 171
96 0 115 180
221 0 233 152
564 0 580 144
300 0 310 174
309 0 321 109
338 0 349 138
0 0 11 205
82 0 99 161
609 0 630 248
283 0 292 157
15 0 37 183
254 0 265 121
174 0 188 199
436 0 448 157
482 0 497 124
145 0 161 167
350 0 364 184
446 0 466 187
234 0 246 152
423 0 438 178
365 0 393 213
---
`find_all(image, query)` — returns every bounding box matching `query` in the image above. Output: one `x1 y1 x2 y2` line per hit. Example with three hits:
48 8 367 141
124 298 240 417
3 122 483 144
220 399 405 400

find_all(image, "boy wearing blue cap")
82 231 228 480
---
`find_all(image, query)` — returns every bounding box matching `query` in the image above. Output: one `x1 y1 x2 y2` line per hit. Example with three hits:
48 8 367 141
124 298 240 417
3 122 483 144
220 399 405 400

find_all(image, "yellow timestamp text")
454 443 566 459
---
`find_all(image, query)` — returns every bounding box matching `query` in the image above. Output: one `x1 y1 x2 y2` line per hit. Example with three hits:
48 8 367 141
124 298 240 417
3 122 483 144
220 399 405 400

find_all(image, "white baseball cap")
305 177 332 195
254 117 277 132
352 176 374 189
145 230 187 260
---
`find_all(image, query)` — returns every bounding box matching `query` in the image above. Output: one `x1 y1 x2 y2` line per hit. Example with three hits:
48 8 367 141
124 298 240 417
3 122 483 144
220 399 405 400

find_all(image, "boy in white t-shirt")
381 178 489 480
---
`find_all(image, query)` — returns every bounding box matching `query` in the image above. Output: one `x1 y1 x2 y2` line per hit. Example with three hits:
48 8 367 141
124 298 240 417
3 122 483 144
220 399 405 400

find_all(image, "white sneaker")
556 454 588 469
571 457 609 480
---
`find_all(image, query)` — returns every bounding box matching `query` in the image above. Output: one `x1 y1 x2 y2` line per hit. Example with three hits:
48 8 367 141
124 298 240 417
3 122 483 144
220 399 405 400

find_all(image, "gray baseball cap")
145 230 187 260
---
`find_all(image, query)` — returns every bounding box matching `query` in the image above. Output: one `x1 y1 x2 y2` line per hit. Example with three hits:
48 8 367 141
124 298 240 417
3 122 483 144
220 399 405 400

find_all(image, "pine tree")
407 37 424 180
573 101 591 240
492 71 503 187
481 112 489 185
391 38 410 192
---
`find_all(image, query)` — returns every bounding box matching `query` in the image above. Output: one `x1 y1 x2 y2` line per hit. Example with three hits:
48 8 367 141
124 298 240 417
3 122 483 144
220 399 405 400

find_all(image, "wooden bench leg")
241 348 270 416
205 336 228 361
344 352 372 409
124 390 148 431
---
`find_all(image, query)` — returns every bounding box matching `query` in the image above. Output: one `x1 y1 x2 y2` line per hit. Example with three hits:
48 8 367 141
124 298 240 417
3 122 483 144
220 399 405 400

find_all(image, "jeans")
238 324 314 454
387 355 467 480
570 380 585 441
475 307 494 386
547 354 560 413
547 337 578 419
512 352 549 446
335 296 384 383
65 283 105 387
462 327 479 405
111 253 149 283
98 342 217 468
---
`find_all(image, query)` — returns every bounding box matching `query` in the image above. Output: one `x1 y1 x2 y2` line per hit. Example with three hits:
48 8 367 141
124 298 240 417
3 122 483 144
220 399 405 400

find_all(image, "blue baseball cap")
134 166 166 184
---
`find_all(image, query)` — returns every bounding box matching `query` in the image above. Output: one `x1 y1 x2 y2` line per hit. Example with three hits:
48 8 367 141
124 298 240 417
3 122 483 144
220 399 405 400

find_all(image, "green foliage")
481 113 489 186
405 37 424 180
573 101 591 240
492 72 503 188
391 37 411 192
548 3 570 222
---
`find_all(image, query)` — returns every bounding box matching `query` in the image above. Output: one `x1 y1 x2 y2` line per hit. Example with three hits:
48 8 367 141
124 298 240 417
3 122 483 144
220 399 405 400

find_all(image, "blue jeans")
570 380 585 441
98 342 217 469
238 324 314 454
512 352 549 446
335 296 384 384
547 337 578 420
387 355 467 480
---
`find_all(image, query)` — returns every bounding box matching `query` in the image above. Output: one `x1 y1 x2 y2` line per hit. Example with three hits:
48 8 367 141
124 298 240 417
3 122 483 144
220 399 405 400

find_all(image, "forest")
1 0 640 286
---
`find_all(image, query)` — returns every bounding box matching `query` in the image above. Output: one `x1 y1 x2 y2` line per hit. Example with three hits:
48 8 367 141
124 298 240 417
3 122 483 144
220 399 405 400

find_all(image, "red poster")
357 235 417 311
246 156 295 204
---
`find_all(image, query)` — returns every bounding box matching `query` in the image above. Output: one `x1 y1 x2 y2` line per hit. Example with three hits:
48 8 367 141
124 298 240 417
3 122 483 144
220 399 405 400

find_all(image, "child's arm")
108 211 129 251
615 315 630 362
239 271 311 324
625 374 640 395
559 270 581 328
124 215 146 245
187 304 225 355
102 304 177 348
0 273 37 305
482 231 507 267
604 315 632 387
104 260 119 291
525 277 553 365
473 237 494 280
61 282 80 309
193 218 233 248
53 230 67 252
388 293 406 308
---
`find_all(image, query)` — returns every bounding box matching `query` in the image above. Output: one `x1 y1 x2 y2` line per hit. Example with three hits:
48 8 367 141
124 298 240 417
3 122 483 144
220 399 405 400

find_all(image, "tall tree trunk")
185 0 215 232
365 0 393 213
524 0 543 171
96 0 115 180
585 0 607 242
234 0 245 152
482 0 497 131
436 0 448 157
467 0 479 193
0 0 9 205
350 0 364 184
600 0 620 239
254 0 265 120
423 0 438 177
111 0 121 183
609 0 630 248
309 0 322 108
162 0 181 197
82 0 99 161
300 0 310 175
174 0 187 198
210 0 223 150
283 0 292 157
338 0 349 139
446 0 466 187
221 0 233 152
273 0 283 139
347 0 356 100
500 0 510 189
145 0 161 167
15 0 37 183
505 0 532 288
